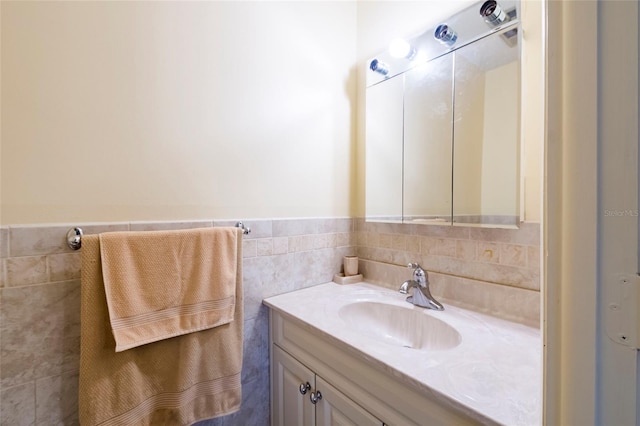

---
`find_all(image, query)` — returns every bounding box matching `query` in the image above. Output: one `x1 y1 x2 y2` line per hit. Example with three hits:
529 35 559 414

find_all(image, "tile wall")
355 220 541 327
0 217 541 425
0 218 356 426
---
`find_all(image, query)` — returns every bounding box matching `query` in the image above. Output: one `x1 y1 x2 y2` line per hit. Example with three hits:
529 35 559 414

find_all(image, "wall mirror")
365 0 521 227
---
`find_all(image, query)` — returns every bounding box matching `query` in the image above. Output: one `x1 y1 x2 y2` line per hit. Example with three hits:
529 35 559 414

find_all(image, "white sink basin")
338 301 461 351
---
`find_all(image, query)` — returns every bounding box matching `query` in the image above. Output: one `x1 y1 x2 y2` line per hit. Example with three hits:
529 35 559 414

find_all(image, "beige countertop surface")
264 281 541 426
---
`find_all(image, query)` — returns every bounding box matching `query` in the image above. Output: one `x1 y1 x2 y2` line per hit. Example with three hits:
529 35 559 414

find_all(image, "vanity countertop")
263 281 541 426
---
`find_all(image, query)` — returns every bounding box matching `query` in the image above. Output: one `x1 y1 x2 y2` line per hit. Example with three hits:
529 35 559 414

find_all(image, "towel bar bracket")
235 222 251 235
67 227 83 250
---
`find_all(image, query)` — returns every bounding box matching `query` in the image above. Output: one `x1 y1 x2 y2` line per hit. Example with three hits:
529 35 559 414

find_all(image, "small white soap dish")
333 273 363 285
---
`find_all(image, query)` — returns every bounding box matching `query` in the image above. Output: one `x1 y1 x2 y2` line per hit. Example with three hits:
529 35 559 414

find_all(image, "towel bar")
66 222 251 250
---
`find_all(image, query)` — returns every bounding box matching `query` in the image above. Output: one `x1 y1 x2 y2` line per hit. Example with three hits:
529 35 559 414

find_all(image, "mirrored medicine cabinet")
365 0 521 228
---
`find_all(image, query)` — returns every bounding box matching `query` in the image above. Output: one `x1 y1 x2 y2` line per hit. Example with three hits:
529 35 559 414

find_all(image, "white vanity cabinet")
272 345 382 426
269 309 481 426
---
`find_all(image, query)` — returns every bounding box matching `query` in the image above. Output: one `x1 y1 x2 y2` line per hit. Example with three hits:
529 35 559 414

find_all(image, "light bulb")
389 39 416 60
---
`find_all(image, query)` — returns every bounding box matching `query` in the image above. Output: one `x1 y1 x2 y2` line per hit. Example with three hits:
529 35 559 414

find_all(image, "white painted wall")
597 0 639 420
0 1 357 224
545 0 639 423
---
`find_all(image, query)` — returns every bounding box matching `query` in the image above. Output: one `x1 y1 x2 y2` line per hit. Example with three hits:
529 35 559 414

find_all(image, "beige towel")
99 228 238 352
79 231 243 426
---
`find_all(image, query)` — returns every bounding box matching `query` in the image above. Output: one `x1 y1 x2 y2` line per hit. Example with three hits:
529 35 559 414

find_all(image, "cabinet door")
272 345 315 426
315 376 383 426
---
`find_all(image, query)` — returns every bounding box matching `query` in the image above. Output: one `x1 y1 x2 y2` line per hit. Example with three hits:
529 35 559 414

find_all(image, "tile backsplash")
355 220 541 327
0 217 540 425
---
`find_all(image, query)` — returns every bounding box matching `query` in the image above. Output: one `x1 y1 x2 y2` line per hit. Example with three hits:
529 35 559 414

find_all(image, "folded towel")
99 227 238 352
79 231 243 425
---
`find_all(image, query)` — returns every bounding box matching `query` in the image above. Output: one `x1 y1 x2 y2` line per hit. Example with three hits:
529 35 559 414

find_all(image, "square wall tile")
378 234 392 249
406 235 420 254
219 371 270 426
477 242 500 264
501 244 527 267
414 224 470 239
272 237 288 255
430 273 540 327
0 260 6 288
9 224 128 257
456 240 476 261
367 233 380 248
242 256 272 321
469 222 540 245
1 381 35 426
363 222 413 235
436 239 456 257
318 218 352 234
35 371 79 426
256 239 273 257
48 253 81 282
240 312 269 385
288 236 313 253
6 256 48 287
194 416 224 426
527 245 541 271
272 219 320 237
1 280 81 388
76 223 130 237
0 228 8 258
391 235 406 251
260 254 297 299
420 237 438 255
9 226 73 257
242 240 257 258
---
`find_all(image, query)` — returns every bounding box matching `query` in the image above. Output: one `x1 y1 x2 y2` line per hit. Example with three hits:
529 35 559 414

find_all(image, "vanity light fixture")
433 24 457 47
369 58 390 76
480 0 509 27
389 38 417 60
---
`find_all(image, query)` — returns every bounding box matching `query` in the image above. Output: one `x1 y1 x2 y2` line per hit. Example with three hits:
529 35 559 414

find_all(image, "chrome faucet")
399 263 444 311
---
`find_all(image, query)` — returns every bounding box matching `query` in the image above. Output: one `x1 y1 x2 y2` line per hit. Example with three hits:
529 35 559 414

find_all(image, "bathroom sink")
338 301 461 351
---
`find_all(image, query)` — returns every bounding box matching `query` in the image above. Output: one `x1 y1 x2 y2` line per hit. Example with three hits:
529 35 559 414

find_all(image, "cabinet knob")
299 382 311 395
310 390 323 404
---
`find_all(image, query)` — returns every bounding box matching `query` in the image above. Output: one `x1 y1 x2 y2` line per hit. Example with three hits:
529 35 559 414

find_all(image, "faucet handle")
407 262 428 286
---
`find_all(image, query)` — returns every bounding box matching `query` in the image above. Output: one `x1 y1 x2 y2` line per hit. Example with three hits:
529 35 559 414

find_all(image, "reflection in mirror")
365 76 404 222
453 29 520 226
403 55 453 223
